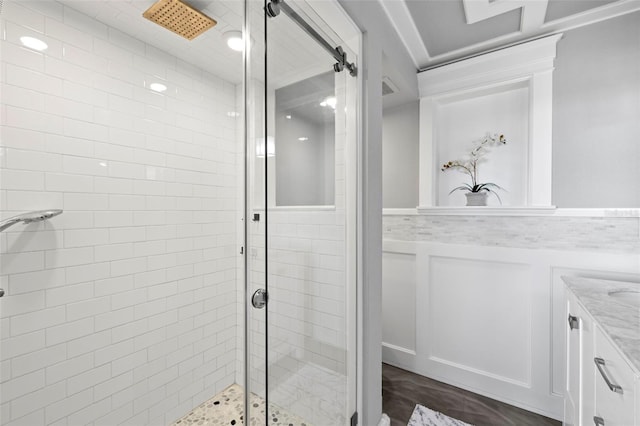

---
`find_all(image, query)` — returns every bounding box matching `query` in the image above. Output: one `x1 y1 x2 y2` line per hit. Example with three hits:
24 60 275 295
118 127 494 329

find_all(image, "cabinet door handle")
594 357 623 394
568 314 579 330
593 416 605 425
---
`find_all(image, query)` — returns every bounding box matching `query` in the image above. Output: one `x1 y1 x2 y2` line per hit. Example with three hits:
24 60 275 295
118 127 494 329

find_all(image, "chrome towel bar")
0 210 63 232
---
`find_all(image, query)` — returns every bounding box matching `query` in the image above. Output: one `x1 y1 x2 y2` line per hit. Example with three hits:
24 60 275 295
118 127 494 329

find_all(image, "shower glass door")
245 0 358 424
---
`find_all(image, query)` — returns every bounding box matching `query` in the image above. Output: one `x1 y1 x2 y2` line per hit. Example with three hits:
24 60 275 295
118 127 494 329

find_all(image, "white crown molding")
418 33 562 97
463 0 525 24
384 0 640 70
462 0 548 32
520 1 549 32
424 0 640 69
377 0 430 68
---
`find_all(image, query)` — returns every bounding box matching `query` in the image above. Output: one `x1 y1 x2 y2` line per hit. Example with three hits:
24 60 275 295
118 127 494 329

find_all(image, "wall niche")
418 34 562 212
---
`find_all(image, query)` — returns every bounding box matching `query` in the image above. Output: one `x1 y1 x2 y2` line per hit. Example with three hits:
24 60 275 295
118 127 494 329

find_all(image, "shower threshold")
171 383 312 426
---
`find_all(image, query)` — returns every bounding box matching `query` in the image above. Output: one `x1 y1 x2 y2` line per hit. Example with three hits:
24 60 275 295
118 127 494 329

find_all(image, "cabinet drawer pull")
568 314 579 330
593 416 605 426
594 357 623 394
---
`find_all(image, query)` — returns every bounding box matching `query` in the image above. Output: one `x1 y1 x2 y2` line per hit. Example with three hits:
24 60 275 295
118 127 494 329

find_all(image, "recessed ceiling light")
320 96 336 109
285 115 292 119
20 36 48 51
223 31 243 52
227 111 240 118
298 137 309 141
149 83 167 93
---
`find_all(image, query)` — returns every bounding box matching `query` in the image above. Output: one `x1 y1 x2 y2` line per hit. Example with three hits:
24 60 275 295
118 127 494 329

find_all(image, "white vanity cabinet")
565 289 594 426
592 326 637 426
564 280 640 426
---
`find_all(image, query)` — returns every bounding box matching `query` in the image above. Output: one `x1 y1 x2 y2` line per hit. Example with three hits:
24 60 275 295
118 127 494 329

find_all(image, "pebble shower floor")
171 384 312 426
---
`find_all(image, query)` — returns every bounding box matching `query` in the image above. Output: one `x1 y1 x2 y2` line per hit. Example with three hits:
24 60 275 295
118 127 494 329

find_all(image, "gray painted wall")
380 12 640 209
553 11 640 207
275 113 335 206
383 102 419 208
337 0 419 423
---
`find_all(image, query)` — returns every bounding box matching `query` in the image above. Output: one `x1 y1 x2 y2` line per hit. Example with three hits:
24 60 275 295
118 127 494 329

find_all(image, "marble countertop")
563 276 640 374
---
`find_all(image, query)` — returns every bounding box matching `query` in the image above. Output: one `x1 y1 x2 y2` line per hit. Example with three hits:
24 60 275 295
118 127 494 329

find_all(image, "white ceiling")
49 0 639 108
379 0 640 70
56 0 245 84
56 0 332 87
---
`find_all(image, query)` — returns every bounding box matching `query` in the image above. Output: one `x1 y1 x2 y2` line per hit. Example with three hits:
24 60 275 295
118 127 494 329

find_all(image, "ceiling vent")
382 76 398 96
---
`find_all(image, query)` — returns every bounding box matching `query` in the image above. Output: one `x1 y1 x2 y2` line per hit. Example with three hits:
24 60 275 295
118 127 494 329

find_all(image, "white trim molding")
380 0 640 70
418 34 561 209
377 0 430 68
416 206 557 216
463 0 548 32
383 207 640 218
417 34 562 97
381 208 420 216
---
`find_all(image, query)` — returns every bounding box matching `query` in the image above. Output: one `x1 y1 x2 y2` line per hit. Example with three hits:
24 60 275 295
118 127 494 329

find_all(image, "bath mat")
407 404 473 426
378 413 390 426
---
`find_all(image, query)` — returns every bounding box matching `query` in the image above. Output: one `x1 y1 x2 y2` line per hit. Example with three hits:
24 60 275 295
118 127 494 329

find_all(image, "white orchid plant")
441 132 507 203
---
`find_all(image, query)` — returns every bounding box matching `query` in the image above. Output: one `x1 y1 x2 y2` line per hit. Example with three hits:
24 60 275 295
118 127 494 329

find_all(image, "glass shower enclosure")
245 0 359 424
0 0 359 425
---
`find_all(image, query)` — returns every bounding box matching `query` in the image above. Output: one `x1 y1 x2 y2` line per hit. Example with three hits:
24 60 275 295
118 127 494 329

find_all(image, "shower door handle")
252 288 268 309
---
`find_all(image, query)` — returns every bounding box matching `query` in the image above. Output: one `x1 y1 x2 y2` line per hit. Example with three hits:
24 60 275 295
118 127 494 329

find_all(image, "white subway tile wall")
268 210 348 424
246 211 348 425
0 1 240 425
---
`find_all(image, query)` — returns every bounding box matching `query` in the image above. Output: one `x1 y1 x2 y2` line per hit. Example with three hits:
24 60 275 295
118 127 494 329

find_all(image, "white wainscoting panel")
382 239 640 421
426 256 532 385
414 243 557 418
382 248 417 354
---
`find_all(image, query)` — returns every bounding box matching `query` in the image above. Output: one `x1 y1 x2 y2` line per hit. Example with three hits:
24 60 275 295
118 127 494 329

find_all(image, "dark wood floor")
382 363 561 426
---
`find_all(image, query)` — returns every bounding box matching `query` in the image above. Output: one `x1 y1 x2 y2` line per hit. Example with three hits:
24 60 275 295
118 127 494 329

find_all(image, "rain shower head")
143 0 217 41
